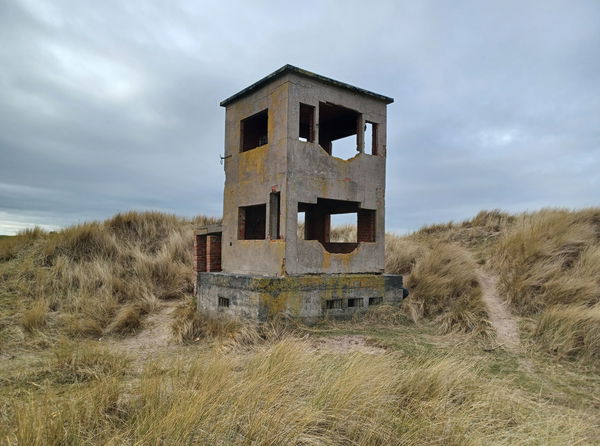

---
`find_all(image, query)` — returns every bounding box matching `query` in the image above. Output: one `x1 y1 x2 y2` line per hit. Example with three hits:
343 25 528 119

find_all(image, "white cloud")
0 211 61 235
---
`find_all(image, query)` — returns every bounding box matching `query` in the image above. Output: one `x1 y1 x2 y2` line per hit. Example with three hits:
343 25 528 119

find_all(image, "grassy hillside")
388 208 600 362
0 212 218 347
1 209 600 445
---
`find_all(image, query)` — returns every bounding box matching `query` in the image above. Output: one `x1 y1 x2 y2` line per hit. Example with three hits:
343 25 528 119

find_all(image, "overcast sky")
1 0 599 234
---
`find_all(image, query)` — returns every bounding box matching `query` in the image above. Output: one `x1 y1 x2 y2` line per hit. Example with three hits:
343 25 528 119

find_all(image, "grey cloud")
1 0 599 234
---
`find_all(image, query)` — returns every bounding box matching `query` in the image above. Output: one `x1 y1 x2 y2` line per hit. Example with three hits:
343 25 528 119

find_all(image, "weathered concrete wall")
220 75 293 276
284 75 387 275
285 145 385 274
197 272 406 322
220 71 389 277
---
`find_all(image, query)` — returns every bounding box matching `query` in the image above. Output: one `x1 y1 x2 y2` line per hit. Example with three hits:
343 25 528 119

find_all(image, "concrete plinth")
196 272 407 322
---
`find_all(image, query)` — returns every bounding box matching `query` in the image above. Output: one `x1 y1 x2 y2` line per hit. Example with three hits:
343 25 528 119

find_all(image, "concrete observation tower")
194 65 407 321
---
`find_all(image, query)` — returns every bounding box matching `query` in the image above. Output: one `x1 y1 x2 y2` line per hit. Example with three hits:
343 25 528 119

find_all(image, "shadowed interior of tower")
298 198 375 253
240 109 268 152
318 102 359 159
238 204 266 239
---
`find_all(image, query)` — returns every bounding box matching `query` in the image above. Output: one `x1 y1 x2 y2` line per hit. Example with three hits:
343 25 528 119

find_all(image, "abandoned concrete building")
195 65 407 321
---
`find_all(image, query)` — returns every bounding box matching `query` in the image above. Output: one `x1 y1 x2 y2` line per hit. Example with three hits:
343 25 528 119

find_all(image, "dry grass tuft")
492 209 600 315
104 304 144 335
49 339 130 383
10 377 124 446
415 221 457 235
2 340 595 445
171 302 242 344
0 227 47 262
405 243 489 334
360 304 411 325
465 209 516 231
170 300 292 349
385 234 428 275
41 223 118 264
534 304 600 363
220 319 292 351
61 314 103 337
20 300 48 332
385 234 489 334
0 211 218 347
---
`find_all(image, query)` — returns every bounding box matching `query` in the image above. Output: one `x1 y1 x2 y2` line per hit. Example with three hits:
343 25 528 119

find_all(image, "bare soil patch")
309 335 386 355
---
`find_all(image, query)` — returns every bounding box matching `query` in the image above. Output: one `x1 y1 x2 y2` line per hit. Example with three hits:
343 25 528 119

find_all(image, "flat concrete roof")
220 64 394 107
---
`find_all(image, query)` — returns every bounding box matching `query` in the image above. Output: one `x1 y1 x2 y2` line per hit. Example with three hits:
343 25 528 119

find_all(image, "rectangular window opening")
368 297 383 306
298 198 371 253
299 103 315 142
365 122 378 155
326 299 343 310
218 296 230 308
238 204 266 240
318 102 360 159
269 192 281 239
348 298 363 308
330 213 357 243
240 109 268 152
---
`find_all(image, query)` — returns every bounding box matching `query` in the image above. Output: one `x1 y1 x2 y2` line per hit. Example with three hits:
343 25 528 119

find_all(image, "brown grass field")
1 208 600 445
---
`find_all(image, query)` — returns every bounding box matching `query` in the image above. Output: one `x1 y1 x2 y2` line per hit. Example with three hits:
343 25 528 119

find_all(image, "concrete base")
196 272 407 322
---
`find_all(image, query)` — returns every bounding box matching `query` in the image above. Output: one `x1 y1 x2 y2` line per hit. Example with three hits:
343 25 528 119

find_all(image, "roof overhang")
220 64 394 107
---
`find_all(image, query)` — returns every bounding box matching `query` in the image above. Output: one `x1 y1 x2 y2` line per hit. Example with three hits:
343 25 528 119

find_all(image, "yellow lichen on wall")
319 245 359 271
256 275 305 318
341 249 358 269
238 145 268 183
259 290 302 318
253 274 387 318
321 250 331 269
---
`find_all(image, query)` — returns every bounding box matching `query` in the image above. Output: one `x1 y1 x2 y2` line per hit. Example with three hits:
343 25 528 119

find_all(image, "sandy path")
477 270 521 352
109 300 181 363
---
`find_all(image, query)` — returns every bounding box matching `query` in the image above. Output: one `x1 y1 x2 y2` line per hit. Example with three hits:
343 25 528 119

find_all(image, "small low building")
195 65 407 321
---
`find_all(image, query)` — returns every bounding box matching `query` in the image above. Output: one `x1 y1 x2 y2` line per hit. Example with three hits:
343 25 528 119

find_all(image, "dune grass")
0 211 219 350
491 209 600 315
534 304 600 363
2 338 596 445
387 208 600 364
170 299 244 344
385 235 489 335
2 208 600 444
